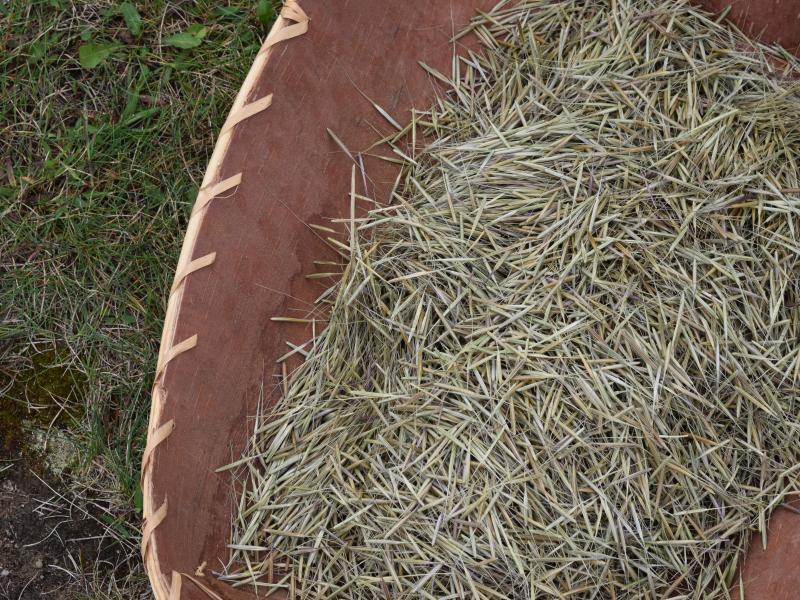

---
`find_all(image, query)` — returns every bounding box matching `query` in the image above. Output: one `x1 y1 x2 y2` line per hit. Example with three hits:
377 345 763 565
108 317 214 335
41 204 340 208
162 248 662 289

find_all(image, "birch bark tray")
141 2 800 598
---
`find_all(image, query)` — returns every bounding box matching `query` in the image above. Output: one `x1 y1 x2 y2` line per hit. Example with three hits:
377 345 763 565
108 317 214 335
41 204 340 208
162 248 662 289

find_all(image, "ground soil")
0 462 112 599
0 354 123 599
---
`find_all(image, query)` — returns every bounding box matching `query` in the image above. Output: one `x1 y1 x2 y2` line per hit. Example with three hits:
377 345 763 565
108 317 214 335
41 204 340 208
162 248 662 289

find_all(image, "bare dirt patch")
0 462 115 599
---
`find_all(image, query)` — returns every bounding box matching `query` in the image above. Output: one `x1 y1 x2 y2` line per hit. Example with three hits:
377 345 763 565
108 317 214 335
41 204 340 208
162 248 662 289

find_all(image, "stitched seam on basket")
142 499 168 559
216 1 308 136
259 20 308 51
265 0 308 50
140 418 176 481
154 334 197 382
191 173 243 216
221 94 273 135
170 253 216 294
280 0 307 23
141 2 310 597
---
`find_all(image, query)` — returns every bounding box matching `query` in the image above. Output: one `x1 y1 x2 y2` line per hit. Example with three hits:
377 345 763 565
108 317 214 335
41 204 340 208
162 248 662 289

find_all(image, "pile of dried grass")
222 1 800 597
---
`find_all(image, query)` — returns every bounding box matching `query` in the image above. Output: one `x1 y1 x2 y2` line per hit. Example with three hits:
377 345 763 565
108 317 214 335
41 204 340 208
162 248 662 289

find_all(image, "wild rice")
222 1 800 597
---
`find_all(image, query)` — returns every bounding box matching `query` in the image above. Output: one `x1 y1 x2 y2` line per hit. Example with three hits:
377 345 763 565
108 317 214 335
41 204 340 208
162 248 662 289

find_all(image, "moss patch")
0 350 84 470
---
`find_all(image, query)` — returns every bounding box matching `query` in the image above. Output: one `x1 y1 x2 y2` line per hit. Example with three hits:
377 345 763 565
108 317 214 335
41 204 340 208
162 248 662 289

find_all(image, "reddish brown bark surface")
146 2 800 598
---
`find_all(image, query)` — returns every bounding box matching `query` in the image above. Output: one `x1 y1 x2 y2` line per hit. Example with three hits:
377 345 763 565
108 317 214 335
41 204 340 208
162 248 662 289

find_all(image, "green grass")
1 0 276 595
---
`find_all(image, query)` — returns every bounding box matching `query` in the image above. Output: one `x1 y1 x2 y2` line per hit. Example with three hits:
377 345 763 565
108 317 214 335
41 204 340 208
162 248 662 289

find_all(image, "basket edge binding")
140 3 310 599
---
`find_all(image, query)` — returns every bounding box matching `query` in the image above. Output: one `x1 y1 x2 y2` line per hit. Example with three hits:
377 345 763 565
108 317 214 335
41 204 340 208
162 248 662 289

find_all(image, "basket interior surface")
143 2 800 598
